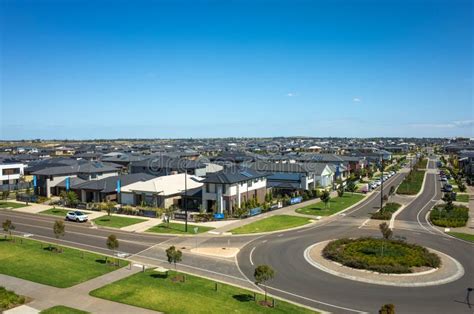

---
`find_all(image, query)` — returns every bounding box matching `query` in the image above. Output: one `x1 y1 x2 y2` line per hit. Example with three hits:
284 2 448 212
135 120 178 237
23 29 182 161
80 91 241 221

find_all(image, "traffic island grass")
370 203 401 220
41 306 89 314
147 222 214 235
39 207 72 217
322 238 441 274
0 238 128 288
295 193 365 216
447 232 474 243
0 286 26 311
455 194 469 203
93 215 146 228
0 201 29 209
230 215 312 234
396 170 426 195
90 270 316 314
429 205 469 228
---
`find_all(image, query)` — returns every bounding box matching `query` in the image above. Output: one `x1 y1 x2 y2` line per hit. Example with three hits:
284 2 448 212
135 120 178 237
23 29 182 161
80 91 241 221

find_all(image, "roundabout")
304 239 464 287
237 163 474 313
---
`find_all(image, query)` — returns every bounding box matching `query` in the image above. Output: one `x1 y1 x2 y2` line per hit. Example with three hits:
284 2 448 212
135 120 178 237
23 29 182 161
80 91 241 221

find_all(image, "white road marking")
249 246 256 266
358 218 370 229
266 285 366 313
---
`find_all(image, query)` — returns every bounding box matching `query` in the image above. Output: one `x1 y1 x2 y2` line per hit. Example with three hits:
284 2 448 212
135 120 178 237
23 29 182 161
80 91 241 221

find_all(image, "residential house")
246 161 334 193
120 173 203 209
202 167 268 214
32 161 120 197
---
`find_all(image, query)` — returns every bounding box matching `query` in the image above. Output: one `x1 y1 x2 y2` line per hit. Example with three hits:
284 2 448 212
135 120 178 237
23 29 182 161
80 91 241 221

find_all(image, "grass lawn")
0 238 128 288
455 194 470 203
447 232 474 243
295 193 365 216
90 270 316 314
41 306 89 314
93 215 146 228
230 215 312 234
0 286 26 311
39 208 71 217
396 170 426 195
0 201 29 209
147 222 214 235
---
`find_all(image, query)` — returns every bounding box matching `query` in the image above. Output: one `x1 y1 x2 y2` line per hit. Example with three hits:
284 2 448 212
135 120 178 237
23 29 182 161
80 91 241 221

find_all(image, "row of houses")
0 148 399 215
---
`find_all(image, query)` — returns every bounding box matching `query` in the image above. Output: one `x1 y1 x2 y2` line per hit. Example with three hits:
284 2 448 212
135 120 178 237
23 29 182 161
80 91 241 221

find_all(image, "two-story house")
201 167 267 214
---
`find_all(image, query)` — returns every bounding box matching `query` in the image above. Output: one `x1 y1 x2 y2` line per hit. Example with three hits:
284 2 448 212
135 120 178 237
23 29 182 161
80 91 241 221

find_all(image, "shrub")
371 203 401 220
322 238 441 273
429 205 469 227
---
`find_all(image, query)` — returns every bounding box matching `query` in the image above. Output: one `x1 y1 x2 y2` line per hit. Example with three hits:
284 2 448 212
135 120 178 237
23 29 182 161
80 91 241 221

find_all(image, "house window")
2 168 20 175
248 180 253 188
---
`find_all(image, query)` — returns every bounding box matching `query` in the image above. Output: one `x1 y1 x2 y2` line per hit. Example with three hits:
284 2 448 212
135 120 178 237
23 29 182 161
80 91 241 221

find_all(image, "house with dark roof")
129 156 206 177
201 167 268 214
246 161 334 192
68 173 156 203
31 161 120 197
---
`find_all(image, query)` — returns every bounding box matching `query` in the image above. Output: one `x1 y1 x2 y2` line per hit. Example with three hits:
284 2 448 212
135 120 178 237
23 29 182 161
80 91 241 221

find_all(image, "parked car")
374 180 382 186
66 211 88 222
442 184 453 193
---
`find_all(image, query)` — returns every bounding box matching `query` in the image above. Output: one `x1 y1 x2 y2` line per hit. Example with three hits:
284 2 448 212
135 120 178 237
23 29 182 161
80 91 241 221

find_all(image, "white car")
374 180 382 186
66 211 88 222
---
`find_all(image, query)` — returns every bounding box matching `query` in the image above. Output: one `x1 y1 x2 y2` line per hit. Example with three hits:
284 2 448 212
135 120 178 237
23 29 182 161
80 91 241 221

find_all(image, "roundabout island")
305 237 465 287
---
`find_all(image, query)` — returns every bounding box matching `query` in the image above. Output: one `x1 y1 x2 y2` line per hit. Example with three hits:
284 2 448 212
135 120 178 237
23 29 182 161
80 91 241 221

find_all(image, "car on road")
66 211 88 222
374 180 382 186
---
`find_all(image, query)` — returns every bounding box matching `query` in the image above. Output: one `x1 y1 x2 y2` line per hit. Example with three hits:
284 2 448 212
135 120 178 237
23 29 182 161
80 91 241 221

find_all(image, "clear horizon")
1 0 473 139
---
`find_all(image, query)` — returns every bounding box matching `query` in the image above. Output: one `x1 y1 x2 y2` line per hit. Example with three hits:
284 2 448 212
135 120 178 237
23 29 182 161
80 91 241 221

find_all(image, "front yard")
40 207 72 217
93 215 146 228
90 270 316 314
0 238 127 288
455 194 469 203
0 201 29 209
41 306 89 314
295 193 365 216
229 215 312 234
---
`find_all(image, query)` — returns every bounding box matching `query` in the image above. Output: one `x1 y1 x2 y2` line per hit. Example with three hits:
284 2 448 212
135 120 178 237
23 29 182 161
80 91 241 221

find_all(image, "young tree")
2 219 15 240
346 181 357 194
106 234 119 265
105 201 116 217
60 191 79 207
379 304 395 314
337 185 345 197
166 245 183 271
53 220 65 252
389 186 395 196
442 193 454 211
320 190 331 209
254 264 275 302
379 222 392 240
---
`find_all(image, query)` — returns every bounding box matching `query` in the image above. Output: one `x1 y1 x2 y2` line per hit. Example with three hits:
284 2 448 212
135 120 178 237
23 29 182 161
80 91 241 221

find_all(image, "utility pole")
184 164 188 233
380 156 384 209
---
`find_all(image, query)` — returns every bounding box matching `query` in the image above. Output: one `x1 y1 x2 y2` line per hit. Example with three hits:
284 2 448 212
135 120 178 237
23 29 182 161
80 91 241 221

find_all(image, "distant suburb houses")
0 144 416 219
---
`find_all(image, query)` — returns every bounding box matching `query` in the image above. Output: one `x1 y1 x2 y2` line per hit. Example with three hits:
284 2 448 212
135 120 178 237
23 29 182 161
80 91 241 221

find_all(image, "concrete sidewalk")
1 268 159 313
3 200 106 220
209 191 340 234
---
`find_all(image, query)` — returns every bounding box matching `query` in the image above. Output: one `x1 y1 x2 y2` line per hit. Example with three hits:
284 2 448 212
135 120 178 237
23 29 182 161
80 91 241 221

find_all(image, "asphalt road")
237 160 474 313
2 159 472 313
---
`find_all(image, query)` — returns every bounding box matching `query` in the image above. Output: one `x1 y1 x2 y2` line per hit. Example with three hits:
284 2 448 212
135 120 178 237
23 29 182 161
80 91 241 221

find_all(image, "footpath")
2 267 159 314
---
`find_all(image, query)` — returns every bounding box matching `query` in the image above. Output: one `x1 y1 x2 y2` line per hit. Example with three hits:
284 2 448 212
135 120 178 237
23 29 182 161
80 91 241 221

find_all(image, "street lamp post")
184 165 188 233
380 156 384 209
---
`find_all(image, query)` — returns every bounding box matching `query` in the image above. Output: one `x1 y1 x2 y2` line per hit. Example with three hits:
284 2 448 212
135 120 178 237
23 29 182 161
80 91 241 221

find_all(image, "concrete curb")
303 240 465 287
390 169 430 229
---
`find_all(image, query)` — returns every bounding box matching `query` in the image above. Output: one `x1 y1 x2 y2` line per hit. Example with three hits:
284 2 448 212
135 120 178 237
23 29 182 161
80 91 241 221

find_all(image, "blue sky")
1 0 472 139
